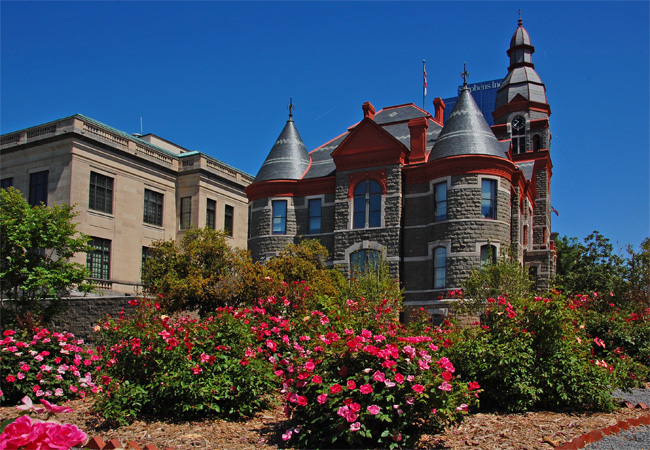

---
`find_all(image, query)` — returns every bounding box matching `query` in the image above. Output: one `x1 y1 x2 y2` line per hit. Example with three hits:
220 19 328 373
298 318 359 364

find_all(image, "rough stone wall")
402 174 512 304
1 297 137 342
333 165 402 278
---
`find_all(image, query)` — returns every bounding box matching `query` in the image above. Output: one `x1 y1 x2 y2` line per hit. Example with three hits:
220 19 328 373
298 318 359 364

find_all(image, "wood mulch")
0 396 646 449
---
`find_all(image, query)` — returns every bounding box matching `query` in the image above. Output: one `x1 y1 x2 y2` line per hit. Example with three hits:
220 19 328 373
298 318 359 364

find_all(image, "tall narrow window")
89 172 114 214
29 171 48 206
308 198 322 234
272 200 287 235
350 249 381 275
143 189 163 226
480 244 497 267
433 246 446 289
206 199 216 229
224 205 234 237
481 179 497 219
87 237 111 280
434 182 447 222
180 197 191 230
141 246 152 268
1 178 13 189
353 179 381 229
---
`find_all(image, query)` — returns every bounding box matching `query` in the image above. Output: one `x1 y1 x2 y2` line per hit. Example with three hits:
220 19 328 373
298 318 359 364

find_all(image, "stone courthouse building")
247 18 556 313
1 115 252 295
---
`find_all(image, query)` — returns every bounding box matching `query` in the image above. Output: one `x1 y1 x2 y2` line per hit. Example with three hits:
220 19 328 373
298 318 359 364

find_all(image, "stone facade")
1 115 253 295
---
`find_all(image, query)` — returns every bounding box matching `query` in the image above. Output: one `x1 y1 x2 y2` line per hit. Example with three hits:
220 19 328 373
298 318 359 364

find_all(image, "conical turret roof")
428 84 506 161
254 112 310 183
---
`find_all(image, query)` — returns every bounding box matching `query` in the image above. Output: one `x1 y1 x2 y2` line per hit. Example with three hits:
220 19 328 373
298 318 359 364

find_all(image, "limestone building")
247 19 556 314
1 114 253 295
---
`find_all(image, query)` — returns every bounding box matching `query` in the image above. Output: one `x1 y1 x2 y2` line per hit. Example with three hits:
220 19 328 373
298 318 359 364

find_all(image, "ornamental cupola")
428 66 507 161
254 99 311 182
494 15 549 118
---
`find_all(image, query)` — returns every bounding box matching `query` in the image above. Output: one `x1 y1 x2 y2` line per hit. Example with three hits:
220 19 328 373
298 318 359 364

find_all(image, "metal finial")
461 63 469 86
518 9 522 27
288 97 295 119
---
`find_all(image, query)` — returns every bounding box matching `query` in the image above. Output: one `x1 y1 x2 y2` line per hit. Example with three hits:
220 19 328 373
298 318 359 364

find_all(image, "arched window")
350 249 381 275
353 179 381 229
480 244 497 267
533 134 541 152
433 246 446 289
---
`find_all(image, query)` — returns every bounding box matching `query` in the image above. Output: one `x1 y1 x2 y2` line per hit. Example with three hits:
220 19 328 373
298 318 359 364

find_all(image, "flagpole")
422 59 427 111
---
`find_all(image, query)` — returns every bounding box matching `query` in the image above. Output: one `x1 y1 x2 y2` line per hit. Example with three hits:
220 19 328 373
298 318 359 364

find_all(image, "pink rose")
317 393 328 404
359 384 373 394
346 380 356 390
367 404 380 415
412 384 425 394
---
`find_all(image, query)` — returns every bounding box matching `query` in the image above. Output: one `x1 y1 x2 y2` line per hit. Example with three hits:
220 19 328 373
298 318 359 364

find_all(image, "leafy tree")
459 245 534 315
555 231 649 310
141 227 252 314
0 187 93 327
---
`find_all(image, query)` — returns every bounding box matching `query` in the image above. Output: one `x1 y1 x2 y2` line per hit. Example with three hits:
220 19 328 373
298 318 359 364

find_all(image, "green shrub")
94 300 276 426
445 292 620 412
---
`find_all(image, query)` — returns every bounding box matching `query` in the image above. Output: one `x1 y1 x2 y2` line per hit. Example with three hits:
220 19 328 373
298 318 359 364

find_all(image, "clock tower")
491 14 555 289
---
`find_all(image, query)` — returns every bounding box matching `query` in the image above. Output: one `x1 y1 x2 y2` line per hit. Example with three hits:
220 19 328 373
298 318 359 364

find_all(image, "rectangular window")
224 205 234 237
434 182 447 222
29 170 48 206
481 179 497 219
1 178 13 189
433 246 446 289
272 200 287 235
206 199 216 229
308 198 322 234
89 172 114 214
180 196 191 230
87 237 111 280
143 189 164 226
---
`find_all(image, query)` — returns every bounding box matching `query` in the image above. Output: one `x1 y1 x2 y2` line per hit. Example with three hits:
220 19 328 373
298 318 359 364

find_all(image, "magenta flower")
40 399 73 414
359 384 373 394
346 380 356 390
412 384 425 394
438 381 452 391
468 381 480 390
350 422 361 431
317 393 328 404
373 371 385 382
394 373 405 384
330 384 342 394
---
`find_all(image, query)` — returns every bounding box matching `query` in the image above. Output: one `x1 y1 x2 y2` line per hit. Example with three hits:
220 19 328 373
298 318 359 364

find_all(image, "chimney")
408 117 429 164
362 101 376 120
433 97 446 125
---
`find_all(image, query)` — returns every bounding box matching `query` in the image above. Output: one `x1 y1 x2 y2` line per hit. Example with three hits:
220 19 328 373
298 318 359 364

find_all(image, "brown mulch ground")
0 396 646 449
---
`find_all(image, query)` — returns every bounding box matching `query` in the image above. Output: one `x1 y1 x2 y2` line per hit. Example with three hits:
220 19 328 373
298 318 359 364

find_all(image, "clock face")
512 115 526 130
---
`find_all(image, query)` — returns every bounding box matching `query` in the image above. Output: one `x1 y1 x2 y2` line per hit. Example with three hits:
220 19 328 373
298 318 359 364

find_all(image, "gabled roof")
428 85 507 161
302 104 442 180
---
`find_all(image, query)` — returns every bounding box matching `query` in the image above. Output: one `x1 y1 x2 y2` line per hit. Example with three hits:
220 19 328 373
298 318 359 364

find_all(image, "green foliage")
140 227 252 314
445 292 621 413
555 232 650 311
0 187 93 326
459 246 534 315
94 300 276 426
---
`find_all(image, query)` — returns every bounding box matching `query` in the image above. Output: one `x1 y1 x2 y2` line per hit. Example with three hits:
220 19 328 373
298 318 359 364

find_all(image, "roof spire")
288 97 295 121
518 9 522 27
461 63 470 87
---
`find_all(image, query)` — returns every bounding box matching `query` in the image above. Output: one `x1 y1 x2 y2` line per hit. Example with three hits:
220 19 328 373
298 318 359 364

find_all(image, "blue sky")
1 1 648 250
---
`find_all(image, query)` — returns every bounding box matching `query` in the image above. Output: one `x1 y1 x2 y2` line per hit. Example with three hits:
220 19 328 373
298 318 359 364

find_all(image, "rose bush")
0 328 100 405
445 291 638 412
93 300 277 426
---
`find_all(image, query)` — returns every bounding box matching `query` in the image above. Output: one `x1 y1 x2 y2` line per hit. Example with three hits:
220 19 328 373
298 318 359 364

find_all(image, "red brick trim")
554 412 650 450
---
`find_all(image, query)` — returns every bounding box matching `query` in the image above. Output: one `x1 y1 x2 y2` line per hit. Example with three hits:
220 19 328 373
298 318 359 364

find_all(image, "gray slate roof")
428 86 507 161
254 118 311 182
